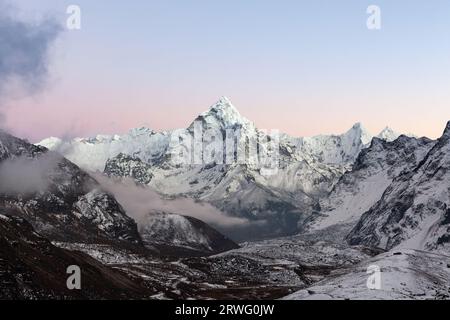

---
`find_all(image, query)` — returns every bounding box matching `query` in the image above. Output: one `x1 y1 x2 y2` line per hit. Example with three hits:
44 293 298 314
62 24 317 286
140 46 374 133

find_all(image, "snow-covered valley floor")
284 249 450 300
52 235 450 300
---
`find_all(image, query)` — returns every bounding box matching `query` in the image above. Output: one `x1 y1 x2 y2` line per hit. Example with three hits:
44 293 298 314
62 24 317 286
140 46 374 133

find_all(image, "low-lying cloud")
0 152 62 195
92 173 249 228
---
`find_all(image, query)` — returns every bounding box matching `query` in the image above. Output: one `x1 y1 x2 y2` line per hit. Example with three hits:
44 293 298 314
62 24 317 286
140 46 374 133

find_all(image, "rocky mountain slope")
347 122 450 252
139 212 239 256
0 130 141 247
0 211 155 299
307 135 435 238
105 153 153 184
1 130 236 257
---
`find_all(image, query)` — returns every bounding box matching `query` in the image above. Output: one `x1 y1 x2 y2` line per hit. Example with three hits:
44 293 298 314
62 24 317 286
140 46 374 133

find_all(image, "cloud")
0 0 61 122
0 152 62 195
92 173 249 228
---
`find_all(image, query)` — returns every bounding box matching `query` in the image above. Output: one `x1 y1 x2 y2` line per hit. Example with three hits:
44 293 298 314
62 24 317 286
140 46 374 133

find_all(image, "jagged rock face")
188 97 254 132
0 140 10 161
0 212 153 300
0 130 142 246
297 123 373 165
307 136 435 236
376 127 402 142
73 190 142 243
139 212 239 256
105 153 153 184
347 123 450 252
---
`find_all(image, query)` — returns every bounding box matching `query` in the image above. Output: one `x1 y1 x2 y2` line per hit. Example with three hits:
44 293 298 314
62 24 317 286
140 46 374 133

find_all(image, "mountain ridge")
346 121 450 252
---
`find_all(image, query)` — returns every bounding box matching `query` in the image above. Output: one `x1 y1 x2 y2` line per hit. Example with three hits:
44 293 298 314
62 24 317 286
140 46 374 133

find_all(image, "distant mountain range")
37 97 420 241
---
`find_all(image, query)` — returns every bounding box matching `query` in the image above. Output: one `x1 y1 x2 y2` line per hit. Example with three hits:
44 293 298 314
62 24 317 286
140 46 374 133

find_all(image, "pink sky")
6 87 450 142
4 0 450 142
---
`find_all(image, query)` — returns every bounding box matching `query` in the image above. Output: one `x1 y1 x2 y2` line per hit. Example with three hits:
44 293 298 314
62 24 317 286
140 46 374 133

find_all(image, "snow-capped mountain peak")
35 136 63 150
194 96 252 129
377 127 401 142
209 96 239 115
346 122 372 146
128 127 155 137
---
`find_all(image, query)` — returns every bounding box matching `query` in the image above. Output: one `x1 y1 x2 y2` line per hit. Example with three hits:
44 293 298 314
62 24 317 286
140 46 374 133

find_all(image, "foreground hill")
0 212 154 299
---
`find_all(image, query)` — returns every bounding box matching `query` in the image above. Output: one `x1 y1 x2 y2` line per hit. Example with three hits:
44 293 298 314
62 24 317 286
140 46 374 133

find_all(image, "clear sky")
5 0 450 141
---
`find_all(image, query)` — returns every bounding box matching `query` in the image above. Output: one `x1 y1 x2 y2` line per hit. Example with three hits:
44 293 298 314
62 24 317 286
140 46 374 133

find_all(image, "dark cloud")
0 1 61 121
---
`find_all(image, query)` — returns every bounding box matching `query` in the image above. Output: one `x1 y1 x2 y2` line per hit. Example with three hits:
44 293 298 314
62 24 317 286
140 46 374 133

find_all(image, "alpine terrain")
0 98 448 300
